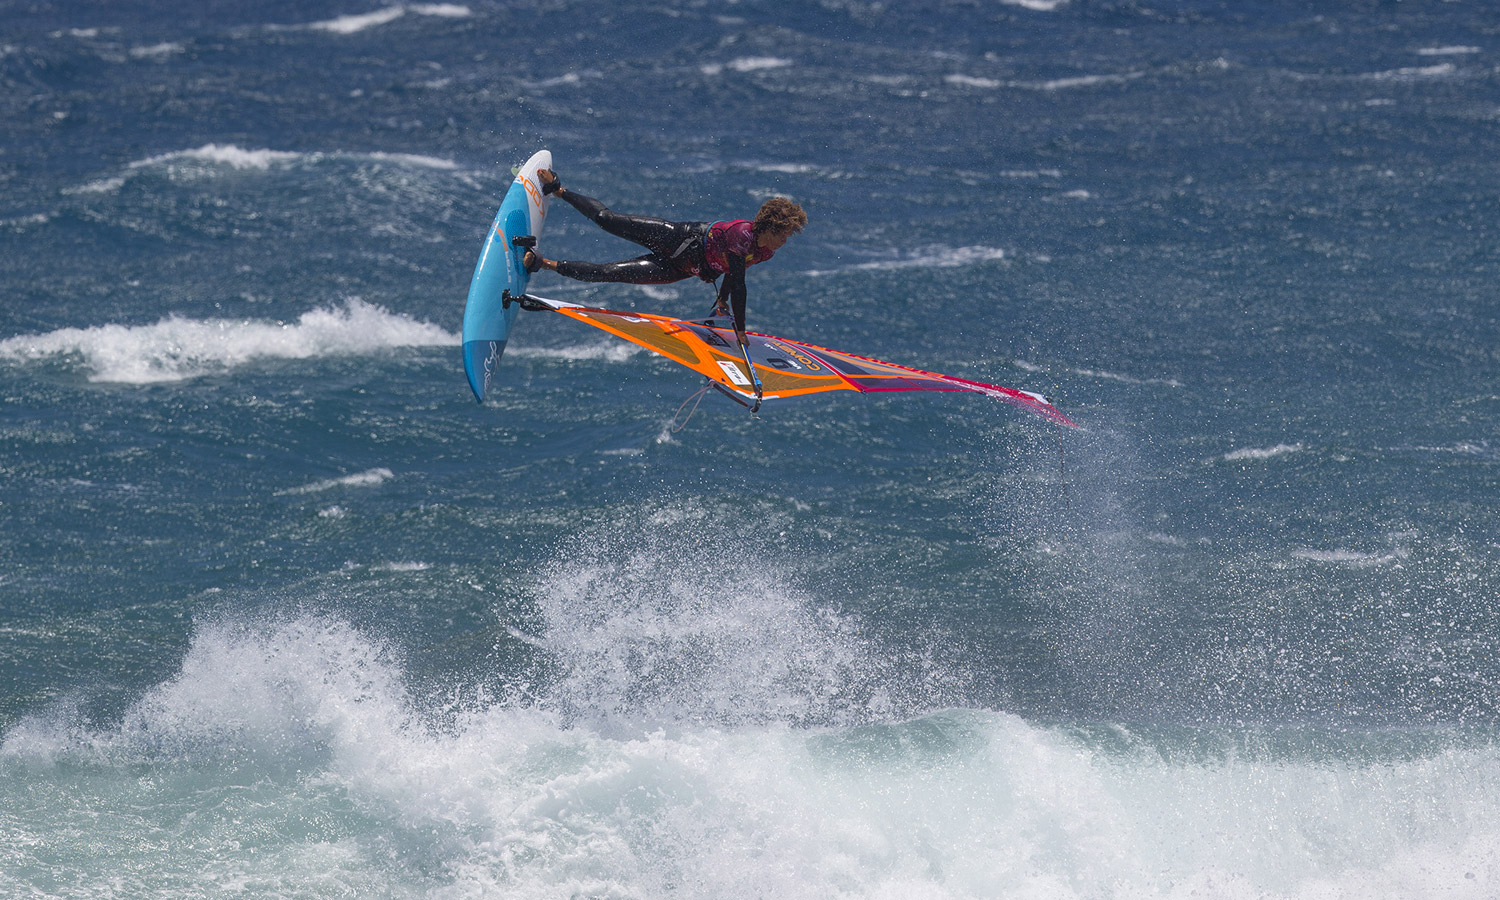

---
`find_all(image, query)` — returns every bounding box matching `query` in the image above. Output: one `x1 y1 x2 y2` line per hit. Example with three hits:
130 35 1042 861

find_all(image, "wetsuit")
550 189 774 335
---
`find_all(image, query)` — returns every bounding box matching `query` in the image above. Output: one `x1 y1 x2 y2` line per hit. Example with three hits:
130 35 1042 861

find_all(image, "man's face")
758 229 791 252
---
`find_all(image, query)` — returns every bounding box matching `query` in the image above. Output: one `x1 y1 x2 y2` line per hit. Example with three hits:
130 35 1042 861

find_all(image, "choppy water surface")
3 1 1499 896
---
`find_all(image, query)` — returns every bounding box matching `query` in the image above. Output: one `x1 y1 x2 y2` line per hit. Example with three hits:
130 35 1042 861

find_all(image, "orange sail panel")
545 303 1077 427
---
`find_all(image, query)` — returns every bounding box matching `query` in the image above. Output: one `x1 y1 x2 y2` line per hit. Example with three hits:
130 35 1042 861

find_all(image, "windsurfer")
523 169 806 346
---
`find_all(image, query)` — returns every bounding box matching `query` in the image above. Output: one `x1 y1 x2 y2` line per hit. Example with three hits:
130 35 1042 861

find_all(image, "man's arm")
718 253 749 344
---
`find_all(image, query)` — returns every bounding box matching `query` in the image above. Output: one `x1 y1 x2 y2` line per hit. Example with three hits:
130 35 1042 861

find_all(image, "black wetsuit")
550 189 749 333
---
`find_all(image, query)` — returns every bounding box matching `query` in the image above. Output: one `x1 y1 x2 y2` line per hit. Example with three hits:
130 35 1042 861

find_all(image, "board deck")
462 149 551 402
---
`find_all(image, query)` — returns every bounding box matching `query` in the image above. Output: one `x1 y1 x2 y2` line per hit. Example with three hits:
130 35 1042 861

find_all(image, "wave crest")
0 299 454 383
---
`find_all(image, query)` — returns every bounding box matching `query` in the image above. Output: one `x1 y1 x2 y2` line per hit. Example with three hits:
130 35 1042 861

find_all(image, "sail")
527 296 1077 427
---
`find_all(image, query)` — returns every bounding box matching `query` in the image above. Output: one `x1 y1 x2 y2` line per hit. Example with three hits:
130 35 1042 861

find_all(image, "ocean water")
3 0 1500 896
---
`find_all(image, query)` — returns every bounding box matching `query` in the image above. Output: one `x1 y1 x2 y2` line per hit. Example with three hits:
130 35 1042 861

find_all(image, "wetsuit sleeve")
717 252 748 334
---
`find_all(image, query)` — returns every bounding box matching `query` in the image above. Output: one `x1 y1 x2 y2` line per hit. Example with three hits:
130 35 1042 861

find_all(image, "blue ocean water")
3 0 1500 895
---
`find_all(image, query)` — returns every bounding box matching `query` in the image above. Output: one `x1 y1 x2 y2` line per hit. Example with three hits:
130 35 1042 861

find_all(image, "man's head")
753 197 807 250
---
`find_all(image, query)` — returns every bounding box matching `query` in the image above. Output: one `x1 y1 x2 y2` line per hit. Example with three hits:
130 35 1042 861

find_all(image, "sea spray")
8 618 1500 899
524 501 897 733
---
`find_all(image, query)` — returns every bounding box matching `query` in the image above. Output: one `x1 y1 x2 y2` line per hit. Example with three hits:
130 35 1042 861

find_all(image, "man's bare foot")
523 249 553 273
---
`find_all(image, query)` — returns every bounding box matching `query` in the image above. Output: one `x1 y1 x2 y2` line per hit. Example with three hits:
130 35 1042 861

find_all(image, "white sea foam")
922 248 1005 267
1362 63 1457 80
131 144 302 171
371 561 431 572
0 507 1493 898
61 176 127 195
1145 531 1189 547
523 72 583 89
508 342 641 364
126 144 461 174
1224 442 1304 461
0 298 454 384
750 162 816 174
409 3 471 17
702 56 793 75
1291 547 1408 568
366 151 460 170
4 605 1498 900
731 56 792 72
1402 442 1494 458
806 245 1007 276
277 467 395 496
129 42 183 59
273 3 469 34
0 212 52 230
1065 366 1183 388
309 7 407 33
632 284 682 303
946 74 1002 89
862 73 913 87
1019 71 1146 91
1418 46 1480 56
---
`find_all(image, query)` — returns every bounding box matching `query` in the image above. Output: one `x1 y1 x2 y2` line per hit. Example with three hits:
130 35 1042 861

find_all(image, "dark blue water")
4 1 1500 896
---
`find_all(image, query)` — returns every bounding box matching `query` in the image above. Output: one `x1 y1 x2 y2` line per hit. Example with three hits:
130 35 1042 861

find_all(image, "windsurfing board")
462 149 551 403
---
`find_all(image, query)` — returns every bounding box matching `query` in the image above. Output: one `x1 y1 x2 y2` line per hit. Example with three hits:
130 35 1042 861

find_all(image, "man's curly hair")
753 197 807 235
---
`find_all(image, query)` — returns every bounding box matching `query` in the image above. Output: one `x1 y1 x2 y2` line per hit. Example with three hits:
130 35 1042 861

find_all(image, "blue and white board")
462 149 551 402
